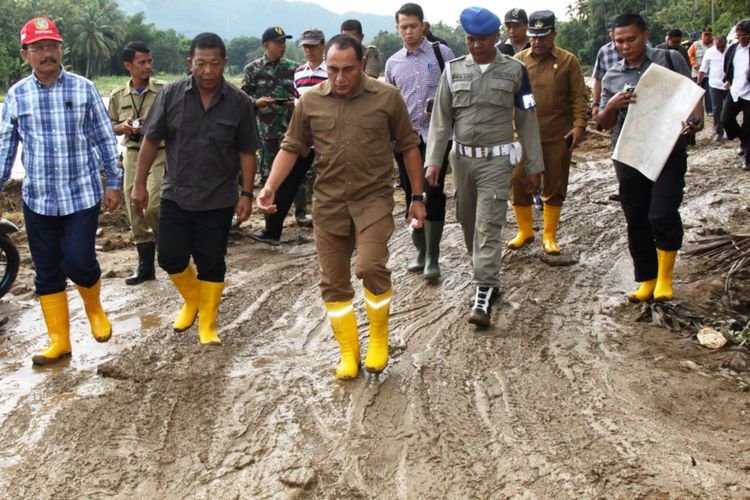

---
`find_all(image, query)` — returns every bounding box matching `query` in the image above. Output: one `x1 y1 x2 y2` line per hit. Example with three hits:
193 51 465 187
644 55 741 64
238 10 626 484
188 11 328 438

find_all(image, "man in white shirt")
722 20 750 170
699 35 727 141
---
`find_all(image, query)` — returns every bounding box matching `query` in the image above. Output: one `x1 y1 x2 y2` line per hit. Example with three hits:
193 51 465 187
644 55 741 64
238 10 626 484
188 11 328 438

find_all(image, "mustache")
40 57 58 64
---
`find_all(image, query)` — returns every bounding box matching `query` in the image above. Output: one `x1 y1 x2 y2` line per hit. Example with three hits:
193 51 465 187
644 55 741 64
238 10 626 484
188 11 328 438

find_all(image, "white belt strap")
455 141 523 165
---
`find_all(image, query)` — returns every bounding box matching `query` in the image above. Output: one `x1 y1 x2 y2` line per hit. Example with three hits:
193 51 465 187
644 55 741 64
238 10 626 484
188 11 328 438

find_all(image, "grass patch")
93 72 243 96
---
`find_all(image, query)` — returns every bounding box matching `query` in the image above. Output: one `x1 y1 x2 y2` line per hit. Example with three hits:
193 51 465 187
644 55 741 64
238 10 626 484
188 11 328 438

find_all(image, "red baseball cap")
20 17 64 45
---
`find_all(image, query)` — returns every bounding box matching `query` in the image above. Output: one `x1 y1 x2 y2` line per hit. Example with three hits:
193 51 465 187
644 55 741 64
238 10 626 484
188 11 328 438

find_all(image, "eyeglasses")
27 43 62 53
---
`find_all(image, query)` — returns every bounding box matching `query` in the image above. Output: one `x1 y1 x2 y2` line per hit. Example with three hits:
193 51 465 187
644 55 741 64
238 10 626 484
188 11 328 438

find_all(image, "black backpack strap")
431 41 445 72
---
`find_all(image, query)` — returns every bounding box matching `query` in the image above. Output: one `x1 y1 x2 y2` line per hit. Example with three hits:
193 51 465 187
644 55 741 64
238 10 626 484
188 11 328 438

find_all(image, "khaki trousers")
452 151 513 288
314 213 394 302
123 148 165 244
511 140 571 206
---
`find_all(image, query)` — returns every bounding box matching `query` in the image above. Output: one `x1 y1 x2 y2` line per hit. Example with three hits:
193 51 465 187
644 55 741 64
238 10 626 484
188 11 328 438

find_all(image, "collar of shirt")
128 77 161 95
529 46 560 62
184 75 228 104
32 66 65 88
403 37 430 56
263 55 281 67
301 60 326 72
616 46 657 70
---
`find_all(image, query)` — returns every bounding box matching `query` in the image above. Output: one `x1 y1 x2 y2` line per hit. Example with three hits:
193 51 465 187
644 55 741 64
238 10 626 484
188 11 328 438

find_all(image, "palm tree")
69 0 123 78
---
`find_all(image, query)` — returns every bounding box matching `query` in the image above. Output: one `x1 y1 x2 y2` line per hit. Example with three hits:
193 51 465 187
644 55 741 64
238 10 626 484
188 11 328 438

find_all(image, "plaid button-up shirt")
592 41 622 80
0 68 121 216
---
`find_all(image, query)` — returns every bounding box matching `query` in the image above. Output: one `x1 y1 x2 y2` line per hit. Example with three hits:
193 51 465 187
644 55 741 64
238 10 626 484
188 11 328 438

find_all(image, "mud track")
0 129 748 498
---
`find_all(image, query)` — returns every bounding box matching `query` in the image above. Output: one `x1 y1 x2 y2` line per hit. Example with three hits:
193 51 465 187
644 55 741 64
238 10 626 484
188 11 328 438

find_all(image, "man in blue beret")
425 6 544 327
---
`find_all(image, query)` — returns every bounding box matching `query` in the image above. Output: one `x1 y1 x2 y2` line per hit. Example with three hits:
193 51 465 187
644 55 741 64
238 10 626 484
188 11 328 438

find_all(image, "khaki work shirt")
108 78 166 149
426 50 544 174
280 74 420 235
516 47 588 143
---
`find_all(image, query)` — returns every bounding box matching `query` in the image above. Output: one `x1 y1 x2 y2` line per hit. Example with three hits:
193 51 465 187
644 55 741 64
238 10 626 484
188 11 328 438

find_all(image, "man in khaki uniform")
108 41 166 285
426 6 544 327
340 19 384 78
508 11 588 255
257 35 425 381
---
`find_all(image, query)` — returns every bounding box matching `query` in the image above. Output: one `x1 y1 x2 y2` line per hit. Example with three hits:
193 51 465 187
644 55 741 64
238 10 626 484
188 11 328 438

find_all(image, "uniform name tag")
452 73 472 82
491 72 516 81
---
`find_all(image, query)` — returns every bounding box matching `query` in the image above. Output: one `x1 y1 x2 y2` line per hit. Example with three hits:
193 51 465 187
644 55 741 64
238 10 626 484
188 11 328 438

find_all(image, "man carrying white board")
596 13 703 303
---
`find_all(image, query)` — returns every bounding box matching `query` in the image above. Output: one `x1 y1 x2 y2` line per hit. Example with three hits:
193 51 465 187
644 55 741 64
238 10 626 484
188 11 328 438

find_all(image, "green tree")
227 35 261 73
371 30 403 63
68 0 123 77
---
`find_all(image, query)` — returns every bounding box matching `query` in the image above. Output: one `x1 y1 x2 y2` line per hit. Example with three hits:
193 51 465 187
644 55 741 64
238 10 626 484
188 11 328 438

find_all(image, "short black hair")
612 13 647 33
667 28 682 38
736 19 750 34
325 34 363 61
189 32 226 58
340 19 363 35
395 3 424 23
123 41 150 63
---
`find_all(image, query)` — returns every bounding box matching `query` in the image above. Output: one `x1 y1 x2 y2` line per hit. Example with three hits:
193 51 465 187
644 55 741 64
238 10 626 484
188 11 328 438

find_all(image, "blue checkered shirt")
0 68 122 216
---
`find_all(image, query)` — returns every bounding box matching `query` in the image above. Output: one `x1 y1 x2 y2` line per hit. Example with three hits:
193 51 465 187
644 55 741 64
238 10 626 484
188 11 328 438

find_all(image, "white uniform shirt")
699 45 726 90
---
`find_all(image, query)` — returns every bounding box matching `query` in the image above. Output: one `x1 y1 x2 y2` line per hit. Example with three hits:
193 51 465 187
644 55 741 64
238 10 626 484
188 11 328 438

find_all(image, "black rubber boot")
125 242 156 285
423 220 444 280
407 228 426 272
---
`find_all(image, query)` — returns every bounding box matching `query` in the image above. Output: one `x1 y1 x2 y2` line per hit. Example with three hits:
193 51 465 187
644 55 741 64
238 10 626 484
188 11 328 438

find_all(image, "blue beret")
460 7 501 36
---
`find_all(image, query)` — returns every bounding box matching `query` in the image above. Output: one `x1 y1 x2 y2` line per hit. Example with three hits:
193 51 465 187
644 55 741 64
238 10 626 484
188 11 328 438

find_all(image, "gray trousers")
451 150 513 288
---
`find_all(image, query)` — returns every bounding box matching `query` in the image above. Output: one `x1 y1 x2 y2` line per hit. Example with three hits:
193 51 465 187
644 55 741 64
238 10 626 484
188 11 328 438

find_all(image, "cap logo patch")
534 20 544 28
275 27 283 35
34 19 49 30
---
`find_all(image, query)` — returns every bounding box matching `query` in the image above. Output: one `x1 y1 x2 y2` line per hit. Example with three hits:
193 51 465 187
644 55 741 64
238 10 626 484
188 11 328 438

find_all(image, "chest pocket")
310 116 336 149
451 81 472 108
213 119 237 144
488 79 515 108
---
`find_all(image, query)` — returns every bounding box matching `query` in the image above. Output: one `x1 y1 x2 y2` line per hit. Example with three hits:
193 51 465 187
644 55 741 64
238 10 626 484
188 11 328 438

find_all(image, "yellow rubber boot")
654 250 677 301
627 279 656 302
507 205 535 249
542 203 562 255
169 266 199 332
364 288 392 374
197 280 224 345
32 291 72 365
325 300 360 380
76 280 112 342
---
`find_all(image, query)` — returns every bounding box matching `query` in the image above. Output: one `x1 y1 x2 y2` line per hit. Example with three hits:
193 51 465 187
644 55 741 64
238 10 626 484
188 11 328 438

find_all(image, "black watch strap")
411 193 425 202
241 190 254 199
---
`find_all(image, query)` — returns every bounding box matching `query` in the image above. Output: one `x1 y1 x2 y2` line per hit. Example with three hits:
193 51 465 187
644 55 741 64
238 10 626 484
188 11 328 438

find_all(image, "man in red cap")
0 17 122 365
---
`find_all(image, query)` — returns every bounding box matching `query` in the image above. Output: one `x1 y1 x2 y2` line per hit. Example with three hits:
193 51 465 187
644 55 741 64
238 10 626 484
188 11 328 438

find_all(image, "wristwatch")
411 193 425 202
240 191 254 199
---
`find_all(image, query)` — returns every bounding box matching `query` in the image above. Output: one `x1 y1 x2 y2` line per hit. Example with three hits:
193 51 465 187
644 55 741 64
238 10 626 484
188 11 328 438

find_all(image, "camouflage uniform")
241 55 298 180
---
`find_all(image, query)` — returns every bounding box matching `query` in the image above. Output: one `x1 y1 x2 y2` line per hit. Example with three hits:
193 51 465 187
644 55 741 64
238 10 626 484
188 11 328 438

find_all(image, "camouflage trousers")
258 138 280 183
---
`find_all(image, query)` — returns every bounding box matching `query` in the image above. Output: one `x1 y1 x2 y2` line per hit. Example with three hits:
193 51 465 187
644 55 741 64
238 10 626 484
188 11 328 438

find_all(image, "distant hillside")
117 0 395 41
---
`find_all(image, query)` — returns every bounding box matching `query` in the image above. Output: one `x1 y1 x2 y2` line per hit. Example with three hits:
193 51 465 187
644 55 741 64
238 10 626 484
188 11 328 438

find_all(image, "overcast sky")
295 0 575 26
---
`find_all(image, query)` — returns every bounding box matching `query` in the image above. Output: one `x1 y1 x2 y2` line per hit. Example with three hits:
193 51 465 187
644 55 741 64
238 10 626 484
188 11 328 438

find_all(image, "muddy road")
0 130 748 498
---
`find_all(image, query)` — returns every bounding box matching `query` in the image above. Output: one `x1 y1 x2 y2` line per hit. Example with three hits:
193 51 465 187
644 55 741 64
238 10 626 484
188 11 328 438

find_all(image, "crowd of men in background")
0 6 747 380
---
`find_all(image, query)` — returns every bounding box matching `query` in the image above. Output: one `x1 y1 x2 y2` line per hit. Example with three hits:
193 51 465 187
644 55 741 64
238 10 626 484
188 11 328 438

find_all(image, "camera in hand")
623 84 636 93
128 119 142 142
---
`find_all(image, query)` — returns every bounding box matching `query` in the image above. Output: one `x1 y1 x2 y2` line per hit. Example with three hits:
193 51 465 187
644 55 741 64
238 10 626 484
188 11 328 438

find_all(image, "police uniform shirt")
425 49 544 174
280 74 420 235
143 75 258 211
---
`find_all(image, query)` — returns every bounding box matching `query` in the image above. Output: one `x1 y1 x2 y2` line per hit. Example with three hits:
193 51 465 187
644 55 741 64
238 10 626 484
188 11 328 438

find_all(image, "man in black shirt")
133 32 258 346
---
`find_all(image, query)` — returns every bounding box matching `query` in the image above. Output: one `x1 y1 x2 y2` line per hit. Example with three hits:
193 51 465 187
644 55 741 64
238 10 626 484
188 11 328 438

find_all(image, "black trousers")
264 150 315 239
710 87 727 138
722 95 750 160
616 148 687 282
395 138 451 222
158 199 234 282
